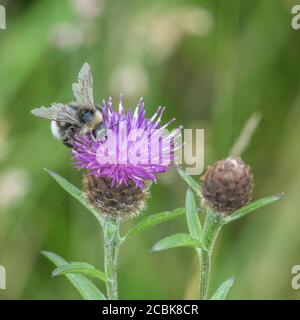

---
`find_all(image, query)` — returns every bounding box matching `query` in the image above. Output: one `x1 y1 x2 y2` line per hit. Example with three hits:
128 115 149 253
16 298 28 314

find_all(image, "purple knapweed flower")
72 96 182 188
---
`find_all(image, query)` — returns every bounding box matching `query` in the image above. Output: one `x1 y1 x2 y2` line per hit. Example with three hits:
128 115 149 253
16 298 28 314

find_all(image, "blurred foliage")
0 0 299 299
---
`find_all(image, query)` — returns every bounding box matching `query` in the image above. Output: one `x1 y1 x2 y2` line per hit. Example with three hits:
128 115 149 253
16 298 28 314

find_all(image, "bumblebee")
31 63 105 147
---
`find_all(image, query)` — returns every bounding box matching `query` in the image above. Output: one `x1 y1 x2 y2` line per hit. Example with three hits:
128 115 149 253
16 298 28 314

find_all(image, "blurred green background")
0 0 299 300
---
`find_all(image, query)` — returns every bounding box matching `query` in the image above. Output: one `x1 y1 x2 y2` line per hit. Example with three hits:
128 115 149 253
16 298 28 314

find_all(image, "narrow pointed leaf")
229 112 262 157
177 167 202 198
45 169 103 225
151 233 204 252
185 189 202 240
124 208 185 241
52 262 107 283
225 193 284 224
42 251 106 300
210 277 234 300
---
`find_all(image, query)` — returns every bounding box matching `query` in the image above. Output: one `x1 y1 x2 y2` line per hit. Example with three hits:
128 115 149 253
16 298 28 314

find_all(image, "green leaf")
210 277 234 300
185 189 202 240
225 193 284 224
42 251 106 300
229 112 262 157
45 169 103 225
151 233 204 252
177 167 202 198
52 262 107 283
124 208 185 241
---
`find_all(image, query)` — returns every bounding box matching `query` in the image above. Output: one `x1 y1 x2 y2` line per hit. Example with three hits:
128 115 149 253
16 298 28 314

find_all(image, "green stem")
103 217 121 300
198 211 223 300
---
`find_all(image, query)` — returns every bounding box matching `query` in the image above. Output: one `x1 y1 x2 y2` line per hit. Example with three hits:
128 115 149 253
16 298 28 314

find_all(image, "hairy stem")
103 217 121 300
198 211 223 300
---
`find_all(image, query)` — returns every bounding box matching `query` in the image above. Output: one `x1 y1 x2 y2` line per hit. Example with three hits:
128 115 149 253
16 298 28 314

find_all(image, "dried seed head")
83 175 149 220
201 156 253 214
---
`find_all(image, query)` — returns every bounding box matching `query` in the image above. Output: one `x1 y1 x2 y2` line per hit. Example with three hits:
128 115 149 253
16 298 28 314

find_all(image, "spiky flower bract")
83 175 148 219
72 96 182 188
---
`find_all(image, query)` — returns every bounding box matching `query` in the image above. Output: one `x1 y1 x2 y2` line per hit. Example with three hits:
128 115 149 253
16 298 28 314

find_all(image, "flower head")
201 156 254 214
72 96 181 188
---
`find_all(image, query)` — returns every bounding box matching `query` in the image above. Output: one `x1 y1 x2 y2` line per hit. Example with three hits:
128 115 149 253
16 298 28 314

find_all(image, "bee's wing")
31 103 81 125
72 63 95 110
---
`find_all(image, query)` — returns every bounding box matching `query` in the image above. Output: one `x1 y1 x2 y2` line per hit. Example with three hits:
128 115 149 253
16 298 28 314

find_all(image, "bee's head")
78 109 94 124
79 109 103 135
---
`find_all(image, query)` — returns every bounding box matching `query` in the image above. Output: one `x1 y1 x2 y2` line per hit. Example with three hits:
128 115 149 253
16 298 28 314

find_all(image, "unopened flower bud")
201 156 253 213
83 175 149 220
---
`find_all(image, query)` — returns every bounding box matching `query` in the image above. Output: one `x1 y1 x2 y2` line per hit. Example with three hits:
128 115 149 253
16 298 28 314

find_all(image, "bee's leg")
95 104 103 112
96 129 107 140
62 139 73 148
62 126 77 148
93 122 107 140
